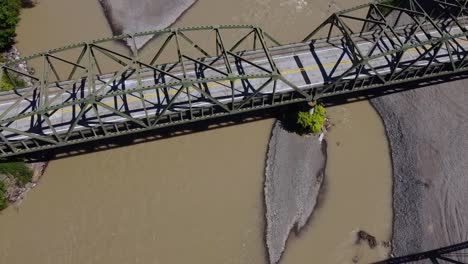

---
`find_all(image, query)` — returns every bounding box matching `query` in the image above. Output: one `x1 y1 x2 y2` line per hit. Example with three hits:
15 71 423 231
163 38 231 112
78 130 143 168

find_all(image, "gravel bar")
264 121 326 264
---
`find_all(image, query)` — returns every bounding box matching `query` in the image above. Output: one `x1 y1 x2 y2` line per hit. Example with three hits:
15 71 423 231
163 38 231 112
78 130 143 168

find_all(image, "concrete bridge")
1 0 468 159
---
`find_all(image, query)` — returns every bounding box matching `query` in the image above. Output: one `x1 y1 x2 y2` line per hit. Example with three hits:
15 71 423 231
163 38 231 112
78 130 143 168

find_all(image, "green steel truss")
0 0 467 158
305 0 468 98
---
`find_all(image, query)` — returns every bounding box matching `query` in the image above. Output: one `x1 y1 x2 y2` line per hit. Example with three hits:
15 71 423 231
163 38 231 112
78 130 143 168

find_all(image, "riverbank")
0 0 48 210
371 80 468 255
0 45 48 208
0 162 46 205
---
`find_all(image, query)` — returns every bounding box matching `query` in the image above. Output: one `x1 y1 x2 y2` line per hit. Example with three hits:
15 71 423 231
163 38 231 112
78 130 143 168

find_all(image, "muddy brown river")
0 0 392 263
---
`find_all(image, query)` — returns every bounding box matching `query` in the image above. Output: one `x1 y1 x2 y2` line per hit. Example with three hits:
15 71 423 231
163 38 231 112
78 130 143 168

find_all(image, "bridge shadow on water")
7 70 468 163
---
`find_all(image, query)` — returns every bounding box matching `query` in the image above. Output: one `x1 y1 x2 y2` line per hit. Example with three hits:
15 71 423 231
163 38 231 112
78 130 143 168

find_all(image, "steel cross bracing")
375 240 468 263
303 0 468 98
0 0 467 158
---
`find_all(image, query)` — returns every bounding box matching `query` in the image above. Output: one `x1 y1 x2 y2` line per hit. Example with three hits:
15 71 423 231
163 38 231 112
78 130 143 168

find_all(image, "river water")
0 0 392 263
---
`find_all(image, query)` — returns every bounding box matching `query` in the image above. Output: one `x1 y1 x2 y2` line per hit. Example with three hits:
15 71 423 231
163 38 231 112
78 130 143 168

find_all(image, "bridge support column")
307 100 317 108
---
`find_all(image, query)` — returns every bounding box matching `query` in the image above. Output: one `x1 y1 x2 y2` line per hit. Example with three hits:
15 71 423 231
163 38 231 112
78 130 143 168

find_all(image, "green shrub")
0 0 21 51
0 162 32 186
296 105 326 134
1 73 27 91
1 74 14 90
0 180 7 210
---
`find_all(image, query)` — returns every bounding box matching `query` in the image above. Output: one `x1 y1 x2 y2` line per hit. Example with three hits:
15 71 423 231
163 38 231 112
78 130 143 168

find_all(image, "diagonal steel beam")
95 100 148 128
151 85 185 126
235 77 273 109
0 125 57 145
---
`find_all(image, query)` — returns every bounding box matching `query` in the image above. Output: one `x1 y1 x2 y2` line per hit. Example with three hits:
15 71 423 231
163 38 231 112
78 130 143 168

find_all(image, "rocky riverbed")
369 2 468 255
264 121 326 264
371 80 468 255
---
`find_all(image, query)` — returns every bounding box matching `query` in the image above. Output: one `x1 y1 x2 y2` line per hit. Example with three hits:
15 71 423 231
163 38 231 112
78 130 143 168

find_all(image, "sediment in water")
98 0 197 49
264 121 326 264
371 80 468 255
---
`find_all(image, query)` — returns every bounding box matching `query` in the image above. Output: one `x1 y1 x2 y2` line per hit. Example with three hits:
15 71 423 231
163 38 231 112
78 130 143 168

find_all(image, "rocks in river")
354 230 392 250
264 121 326 264
381 240 391 248
98 0 197 49
356 230 377 249
371 80 468 255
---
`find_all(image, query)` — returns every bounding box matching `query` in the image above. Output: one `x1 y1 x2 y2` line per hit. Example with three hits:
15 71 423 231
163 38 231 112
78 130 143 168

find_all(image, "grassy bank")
0 162 33 210
0 162 33 186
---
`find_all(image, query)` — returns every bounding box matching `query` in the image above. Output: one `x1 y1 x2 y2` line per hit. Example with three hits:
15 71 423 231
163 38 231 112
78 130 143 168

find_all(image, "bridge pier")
307 100 317 108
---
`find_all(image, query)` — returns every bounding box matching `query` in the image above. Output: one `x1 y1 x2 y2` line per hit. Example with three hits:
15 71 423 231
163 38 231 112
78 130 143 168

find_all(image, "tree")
0 0 21 51
296 105 326 134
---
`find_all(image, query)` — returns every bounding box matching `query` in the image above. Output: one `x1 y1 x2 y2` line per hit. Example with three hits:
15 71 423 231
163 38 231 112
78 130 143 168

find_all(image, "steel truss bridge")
0 0 468 158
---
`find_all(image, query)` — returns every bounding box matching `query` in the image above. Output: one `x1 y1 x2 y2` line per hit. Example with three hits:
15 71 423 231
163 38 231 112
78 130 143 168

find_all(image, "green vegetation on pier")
280 104 327 135
296 105 326 134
